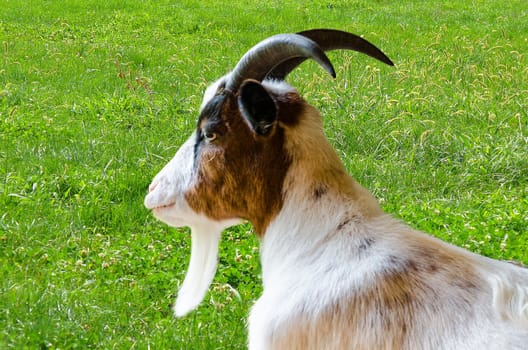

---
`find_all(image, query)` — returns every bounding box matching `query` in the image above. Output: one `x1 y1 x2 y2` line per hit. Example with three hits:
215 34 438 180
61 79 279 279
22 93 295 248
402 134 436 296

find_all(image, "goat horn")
266 29 394 80
225 33 336 92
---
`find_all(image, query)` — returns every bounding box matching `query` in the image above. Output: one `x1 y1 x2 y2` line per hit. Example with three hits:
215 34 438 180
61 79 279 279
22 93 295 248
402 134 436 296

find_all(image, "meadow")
1 0 526 348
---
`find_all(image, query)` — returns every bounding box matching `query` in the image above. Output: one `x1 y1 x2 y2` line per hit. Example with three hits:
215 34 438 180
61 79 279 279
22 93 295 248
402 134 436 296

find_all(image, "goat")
144 29 528 349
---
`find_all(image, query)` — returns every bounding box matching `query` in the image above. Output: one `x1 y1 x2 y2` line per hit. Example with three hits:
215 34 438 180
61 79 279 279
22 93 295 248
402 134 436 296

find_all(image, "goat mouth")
152 203 176 211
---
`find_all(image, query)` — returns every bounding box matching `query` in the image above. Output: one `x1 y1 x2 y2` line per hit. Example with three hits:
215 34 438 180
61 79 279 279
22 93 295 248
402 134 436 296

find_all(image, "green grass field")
1 0 526 348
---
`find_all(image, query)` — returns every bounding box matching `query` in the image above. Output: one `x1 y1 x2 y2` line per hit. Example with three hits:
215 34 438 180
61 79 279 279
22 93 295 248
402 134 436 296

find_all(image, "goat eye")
204 131 217 142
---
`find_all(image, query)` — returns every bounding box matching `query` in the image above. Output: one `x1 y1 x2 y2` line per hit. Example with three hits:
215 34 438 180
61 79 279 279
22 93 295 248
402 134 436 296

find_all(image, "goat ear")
238 80 277 135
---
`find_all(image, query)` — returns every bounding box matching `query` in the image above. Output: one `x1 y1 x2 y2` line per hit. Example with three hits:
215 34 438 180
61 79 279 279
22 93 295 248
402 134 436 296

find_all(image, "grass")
1 0 526 348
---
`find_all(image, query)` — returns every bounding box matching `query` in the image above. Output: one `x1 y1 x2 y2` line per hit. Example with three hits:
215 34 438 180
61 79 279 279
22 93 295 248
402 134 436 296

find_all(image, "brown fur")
281 102 384 220
186 92 297 235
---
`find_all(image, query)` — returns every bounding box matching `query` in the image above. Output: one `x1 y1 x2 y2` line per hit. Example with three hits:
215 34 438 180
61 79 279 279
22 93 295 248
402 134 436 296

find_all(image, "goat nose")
148 182 158 193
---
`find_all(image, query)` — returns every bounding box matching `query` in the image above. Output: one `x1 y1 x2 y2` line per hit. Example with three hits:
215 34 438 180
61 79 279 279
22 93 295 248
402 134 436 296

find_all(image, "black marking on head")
193 93 229 165
198 93 228 127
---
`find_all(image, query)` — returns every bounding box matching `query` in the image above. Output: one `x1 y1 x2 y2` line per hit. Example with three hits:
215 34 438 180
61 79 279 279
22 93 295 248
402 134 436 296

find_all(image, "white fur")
486 265 528 328
249 188 528 349
262 79 298 95
174 223 222 317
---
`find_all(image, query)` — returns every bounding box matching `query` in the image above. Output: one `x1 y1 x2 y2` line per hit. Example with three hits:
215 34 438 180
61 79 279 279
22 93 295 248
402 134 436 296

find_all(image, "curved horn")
225 34 336 92
267 29 394 80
